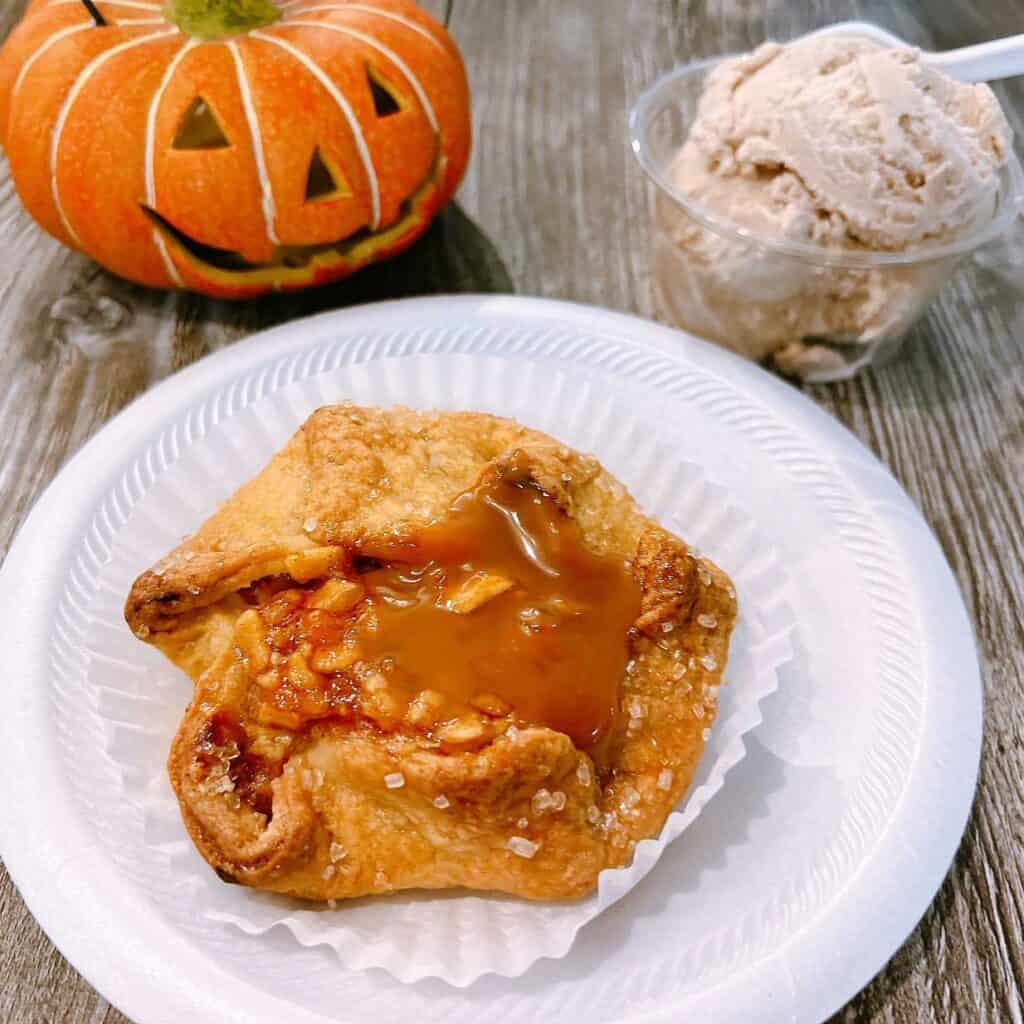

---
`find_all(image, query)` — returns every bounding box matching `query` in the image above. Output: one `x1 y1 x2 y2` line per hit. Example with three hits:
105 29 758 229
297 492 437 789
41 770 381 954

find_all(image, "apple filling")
233 469 642 752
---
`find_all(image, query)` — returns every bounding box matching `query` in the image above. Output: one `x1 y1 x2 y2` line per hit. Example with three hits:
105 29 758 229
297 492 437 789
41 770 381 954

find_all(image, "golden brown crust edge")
127 404 738 901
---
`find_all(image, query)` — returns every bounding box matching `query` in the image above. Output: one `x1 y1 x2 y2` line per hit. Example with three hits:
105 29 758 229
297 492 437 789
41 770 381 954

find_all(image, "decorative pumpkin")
0 0 470 297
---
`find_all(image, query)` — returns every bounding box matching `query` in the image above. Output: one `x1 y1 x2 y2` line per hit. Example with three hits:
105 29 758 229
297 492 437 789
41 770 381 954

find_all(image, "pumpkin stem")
164 0 281 39
81 0 107 26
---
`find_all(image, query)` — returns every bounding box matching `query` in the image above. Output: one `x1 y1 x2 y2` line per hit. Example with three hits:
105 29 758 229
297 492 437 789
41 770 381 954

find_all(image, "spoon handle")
925 34 1024 83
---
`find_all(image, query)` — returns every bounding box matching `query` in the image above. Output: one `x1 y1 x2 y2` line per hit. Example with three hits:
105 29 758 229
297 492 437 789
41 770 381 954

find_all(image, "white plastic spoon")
805 20 1024 83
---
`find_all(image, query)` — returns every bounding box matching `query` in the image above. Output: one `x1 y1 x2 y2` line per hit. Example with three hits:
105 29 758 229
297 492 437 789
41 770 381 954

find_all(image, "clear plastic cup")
629 57 1024 382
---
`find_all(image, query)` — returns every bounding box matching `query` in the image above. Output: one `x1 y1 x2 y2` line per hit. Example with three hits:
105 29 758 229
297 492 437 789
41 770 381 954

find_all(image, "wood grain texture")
0 0 1022 1022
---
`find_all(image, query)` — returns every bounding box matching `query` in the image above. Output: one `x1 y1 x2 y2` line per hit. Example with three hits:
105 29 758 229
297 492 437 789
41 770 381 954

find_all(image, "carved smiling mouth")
142 205 381 272
141 151 440 278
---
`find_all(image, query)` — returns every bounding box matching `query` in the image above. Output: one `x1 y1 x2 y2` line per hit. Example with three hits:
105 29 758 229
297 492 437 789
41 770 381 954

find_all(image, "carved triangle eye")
172 98 230 150
305 146 349 202
366 65 401 118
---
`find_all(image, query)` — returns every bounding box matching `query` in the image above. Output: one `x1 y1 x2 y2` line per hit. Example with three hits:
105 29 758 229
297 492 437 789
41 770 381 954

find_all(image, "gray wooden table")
1 1 1022 1021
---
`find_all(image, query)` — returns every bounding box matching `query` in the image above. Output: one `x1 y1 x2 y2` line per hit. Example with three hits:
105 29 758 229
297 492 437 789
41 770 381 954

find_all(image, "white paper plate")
0 296 981 1024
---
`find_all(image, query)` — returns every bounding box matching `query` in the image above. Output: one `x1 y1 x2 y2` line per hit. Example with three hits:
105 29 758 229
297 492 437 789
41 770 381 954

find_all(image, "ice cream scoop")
681 35 1009 251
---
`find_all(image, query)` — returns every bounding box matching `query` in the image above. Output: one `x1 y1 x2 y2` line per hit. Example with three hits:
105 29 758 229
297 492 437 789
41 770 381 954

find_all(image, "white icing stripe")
14 24 91 100
144 38 195 286
49 0 163 9
49 28 175 246
251 30 380 229
226 39 280 246
153 232 183 287
144 39 195 205
285 20 437 131
287 4 446 52
16 17 164 103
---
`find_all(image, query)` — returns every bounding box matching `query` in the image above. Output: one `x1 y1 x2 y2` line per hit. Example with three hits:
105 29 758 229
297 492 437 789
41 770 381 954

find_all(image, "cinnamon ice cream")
653 34 1013 379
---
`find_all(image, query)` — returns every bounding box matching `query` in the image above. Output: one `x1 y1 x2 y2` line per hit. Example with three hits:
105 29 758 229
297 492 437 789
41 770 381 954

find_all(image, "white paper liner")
86 353 795 986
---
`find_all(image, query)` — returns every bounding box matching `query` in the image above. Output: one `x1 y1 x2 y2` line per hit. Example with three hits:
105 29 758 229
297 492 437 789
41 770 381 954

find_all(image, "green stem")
164 0 281 39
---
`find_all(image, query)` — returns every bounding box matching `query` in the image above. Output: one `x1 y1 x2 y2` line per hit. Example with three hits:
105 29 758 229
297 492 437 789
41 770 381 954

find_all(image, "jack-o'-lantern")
0 0 470 297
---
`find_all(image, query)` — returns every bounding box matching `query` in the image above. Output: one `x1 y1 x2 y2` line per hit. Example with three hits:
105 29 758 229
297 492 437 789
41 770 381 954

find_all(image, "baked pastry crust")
125 404 737 901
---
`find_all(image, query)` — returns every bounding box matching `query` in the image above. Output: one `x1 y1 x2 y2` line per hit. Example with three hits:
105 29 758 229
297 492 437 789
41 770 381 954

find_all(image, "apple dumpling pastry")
125 405 736 901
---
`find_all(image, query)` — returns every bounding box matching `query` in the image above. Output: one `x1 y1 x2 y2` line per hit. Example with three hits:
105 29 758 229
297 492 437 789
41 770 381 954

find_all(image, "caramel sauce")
356 477 640 748
246 472 641 750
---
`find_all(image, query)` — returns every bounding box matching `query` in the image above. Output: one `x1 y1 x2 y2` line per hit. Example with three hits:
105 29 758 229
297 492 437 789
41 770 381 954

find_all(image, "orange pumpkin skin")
0 0 471 298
